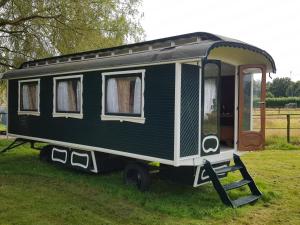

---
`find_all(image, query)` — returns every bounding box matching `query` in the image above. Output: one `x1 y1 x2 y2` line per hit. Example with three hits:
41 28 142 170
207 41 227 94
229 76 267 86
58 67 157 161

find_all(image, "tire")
39 145 52 162
123 163 151 191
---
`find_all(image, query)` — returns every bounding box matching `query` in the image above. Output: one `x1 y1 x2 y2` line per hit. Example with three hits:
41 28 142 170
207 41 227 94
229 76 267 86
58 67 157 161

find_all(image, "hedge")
265 97 300 108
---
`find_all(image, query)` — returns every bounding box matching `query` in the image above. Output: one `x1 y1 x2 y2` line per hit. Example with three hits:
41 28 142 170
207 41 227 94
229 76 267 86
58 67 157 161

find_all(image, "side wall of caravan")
8 64 175 160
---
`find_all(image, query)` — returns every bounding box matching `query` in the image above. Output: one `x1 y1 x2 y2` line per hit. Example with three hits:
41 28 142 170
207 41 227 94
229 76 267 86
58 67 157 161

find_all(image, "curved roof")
2 32 276 79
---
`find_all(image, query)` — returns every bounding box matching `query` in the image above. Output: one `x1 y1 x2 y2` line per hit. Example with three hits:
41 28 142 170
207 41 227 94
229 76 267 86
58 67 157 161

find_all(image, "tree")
0 0 144 70
268 77 293 97
287 81 300 97
0 0 144 105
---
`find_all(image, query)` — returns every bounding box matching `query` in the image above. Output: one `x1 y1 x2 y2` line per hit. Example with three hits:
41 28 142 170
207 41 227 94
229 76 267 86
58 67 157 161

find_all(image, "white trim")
200 168 210 180
101 69 145 124
90 151 98 173
71 151 89 169
101 74 105 116
179 154 199 161
179 149 234 166
174 63 181 166
202 135 220 153
193 166 210 187
18 79 40 116
7 133 175 165
250 74 254 130
102 69 145 76
101 115 145 124
234 66 239 151
53 74 83 119
193 162 230 188
193 166 201 187
5 58 201 80
198 62 202 156
179 61 202 161
52 147 67 164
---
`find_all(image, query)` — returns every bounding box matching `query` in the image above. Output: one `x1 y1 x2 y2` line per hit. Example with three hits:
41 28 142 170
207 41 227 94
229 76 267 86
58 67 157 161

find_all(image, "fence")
254 108 300 143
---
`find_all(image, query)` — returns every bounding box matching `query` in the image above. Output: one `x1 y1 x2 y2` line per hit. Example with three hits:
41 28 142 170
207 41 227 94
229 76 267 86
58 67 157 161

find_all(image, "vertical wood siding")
180 64 199 157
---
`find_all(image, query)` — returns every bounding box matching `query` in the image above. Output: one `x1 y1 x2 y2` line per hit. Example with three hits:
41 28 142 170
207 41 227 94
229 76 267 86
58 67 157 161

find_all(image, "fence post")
287 114 290 143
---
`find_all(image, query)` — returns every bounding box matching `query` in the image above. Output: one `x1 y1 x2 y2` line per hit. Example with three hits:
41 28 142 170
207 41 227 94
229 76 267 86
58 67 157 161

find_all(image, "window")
18 79 40 115
53 75 83 118
101 70 145 123
203 63 219 135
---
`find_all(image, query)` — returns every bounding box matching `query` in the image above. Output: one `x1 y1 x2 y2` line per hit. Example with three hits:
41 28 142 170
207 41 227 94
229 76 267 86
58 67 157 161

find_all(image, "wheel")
39 145 52 162
123 162 151 191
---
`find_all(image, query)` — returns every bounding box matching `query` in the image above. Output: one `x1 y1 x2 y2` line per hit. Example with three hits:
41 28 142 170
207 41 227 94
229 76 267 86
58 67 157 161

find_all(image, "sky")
141 0 300 81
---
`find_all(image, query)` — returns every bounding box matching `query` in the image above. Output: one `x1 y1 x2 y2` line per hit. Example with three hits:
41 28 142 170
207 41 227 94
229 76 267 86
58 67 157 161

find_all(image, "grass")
0 139 299 225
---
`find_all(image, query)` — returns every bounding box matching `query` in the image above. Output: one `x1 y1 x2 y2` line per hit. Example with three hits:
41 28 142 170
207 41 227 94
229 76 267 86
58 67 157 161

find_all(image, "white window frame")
53 74 83 119
18 78 40 116
101 69 145 124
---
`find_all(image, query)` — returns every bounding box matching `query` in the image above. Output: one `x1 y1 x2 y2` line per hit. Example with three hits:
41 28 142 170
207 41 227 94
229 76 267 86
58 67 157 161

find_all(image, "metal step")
223 179 251 191
214 165 242 174
232 195 260 208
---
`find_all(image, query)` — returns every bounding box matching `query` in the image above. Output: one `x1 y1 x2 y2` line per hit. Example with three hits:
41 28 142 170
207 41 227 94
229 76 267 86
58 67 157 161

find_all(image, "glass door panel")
238 65 266 151
201 60 221 156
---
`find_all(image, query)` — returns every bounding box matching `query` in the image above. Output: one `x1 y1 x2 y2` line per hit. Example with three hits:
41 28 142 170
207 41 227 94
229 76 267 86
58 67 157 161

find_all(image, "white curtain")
57 81 69 111
204 79 217 119
133 77 141 114
106 78 119 113
22 85 30 110
76 80 81 112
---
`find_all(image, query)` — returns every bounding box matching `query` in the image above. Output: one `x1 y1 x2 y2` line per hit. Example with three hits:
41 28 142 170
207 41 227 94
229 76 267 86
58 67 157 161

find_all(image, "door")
201 60 221 156
238 65 266 151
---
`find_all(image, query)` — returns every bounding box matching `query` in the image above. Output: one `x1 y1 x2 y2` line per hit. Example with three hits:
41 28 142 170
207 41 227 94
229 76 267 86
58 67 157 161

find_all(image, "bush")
265 97 300 108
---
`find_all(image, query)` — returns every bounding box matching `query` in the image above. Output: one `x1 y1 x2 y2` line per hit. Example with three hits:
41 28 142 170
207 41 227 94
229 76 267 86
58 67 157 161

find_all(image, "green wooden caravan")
2 32 276 207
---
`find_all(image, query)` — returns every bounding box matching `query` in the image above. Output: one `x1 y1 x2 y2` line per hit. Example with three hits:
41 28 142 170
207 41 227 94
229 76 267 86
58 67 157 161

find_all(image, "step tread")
214 165 242 174
232 195 261 207
223 179 251 191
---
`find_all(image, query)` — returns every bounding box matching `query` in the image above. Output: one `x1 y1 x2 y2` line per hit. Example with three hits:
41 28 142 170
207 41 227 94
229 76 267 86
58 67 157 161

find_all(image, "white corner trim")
198 62 202 156
90 151 98 173
174 63 181 166
101 69 145 124
52 74 83 119
52 147 67 164
193 165 201 187
100 115 145 124
71 151 89 169
18 78 40 116
234 66 239 151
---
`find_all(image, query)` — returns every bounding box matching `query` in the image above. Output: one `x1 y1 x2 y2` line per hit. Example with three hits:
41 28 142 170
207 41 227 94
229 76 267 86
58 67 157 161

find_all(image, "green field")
0 139 299 225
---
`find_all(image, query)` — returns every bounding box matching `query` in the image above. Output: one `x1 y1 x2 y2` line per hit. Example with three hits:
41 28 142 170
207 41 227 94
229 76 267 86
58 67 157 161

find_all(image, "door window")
241 68 262 132
203 63 219 135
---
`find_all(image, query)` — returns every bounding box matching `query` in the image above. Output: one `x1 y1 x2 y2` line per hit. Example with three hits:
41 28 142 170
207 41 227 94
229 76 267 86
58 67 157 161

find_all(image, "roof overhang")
206 42 276 73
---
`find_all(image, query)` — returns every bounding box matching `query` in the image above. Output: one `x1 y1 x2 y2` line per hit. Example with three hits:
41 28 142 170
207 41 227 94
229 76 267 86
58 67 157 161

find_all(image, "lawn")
0 139 299 225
